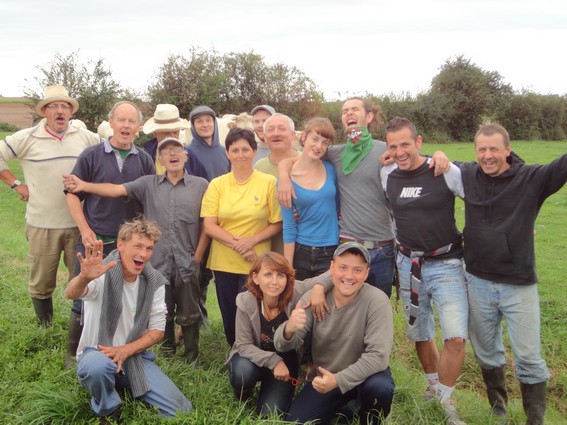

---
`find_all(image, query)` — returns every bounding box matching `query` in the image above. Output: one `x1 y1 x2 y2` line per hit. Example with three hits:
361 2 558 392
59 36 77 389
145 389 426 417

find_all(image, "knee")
229 355 257 389
77 350 115 380
444 337 466 353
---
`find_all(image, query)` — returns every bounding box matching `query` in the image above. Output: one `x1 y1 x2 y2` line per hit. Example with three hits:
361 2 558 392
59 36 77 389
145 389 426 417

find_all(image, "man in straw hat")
142 104 208 180
0 85 100 327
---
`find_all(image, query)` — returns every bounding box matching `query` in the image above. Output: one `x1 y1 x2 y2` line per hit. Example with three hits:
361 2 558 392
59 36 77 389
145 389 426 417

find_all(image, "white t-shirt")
77 274 166 356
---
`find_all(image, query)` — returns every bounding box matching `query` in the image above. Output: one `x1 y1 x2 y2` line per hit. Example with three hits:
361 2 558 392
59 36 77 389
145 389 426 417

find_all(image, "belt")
296 242 338 251
339 236 395 249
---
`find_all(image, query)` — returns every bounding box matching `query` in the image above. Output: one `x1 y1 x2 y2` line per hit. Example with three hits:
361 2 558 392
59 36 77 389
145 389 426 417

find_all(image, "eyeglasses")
45 103 72 110
160 146 184 155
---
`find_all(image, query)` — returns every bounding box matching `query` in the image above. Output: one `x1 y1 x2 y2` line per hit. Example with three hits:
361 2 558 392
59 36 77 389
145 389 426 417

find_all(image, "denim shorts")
396 252 468 342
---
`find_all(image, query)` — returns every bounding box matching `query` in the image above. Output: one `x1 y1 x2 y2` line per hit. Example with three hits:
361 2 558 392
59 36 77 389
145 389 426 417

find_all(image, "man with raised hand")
381 117 467 425
65 218 192 422
0 85 99 326
274 242 394 424
64 101 154 366
458 123 566 424
64 137 209 364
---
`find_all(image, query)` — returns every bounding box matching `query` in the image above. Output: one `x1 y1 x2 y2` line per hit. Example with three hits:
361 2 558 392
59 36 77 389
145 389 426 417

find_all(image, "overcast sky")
2 0 566 101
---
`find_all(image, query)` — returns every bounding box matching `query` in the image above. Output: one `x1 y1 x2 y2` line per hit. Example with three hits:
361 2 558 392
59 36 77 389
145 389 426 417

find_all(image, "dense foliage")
18 50 567 142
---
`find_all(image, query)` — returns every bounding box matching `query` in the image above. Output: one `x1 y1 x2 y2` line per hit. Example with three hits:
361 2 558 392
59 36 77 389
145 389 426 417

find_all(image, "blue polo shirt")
70 139 155 237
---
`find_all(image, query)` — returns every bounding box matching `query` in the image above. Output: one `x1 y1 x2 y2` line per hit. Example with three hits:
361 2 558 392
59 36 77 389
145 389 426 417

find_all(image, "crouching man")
65 218 192 422
274 242 394 424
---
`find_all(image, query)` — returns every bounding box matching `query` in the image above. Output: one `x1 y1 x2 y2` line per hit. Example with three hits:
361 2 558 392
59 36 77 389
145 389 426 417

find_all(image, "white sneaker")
441 399 467 425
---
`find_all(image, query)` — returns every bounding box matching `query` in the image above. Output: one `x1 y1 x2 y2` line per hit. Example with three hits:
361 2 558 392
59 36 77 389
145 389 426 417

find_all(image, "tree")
24 51 122 130
426 55 512 141
147 48 322 122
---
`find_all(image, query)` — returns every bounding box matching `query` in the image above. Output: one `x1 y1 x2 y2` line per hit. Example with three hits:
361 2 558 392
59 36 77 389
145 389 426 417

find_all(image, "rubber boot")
161 320 177 356
65 311 83 368
31 297 53 327
181 323 199 365
481 367 508 418
520 381 547 425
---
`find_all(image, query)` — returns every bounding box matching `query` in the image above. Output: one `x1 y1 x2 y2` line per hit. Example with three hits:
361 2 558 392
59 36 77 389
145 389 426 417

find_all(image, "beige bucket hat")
143 104 190 134
36 85 79 115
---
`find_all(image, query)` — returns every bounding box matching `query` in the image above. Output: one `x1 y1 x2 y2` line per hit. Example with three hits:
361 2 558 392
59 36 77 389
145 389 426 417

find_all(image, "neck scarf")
98 250 167 398
341 126 374 175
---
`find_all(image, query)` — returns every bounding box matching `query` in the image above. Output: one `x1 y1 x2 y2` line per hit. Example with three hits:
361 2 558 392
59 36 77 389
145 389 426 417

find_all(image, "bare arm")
284 242 295 266
66 193 97 246
194 220 210 264
0 169 29 201
277 157 300 208
203 216 239 249
98 329 164 373
63 174 127 198
232 222 282 254
65 240 117 300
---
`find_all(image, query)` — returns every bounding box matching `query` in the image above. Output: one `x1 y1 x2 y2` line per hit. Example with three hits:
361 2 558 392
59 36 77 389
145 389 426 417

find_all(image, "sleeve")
443 163 465 199
280 185 298 244
266 177 282 224
200 178 221 218
232 296 283 370
540 153 567 199
123 176 147 203
0 135 20 170
335 292 393 393
186 151 210 181
380 164 396 194
148 285 166 332
81 275 105 300
293 270 333 296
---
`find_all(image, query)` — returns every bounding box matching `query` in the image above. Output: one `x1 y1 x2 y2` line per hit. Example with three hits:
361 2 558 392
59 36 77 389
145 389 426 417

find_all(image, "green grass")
1 141 566 424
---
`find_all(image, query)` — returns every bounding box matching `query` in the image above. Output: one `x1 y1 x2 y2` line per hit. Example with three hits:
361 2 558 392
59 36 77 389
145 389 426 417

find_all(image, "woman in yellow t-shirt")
201 128 282 346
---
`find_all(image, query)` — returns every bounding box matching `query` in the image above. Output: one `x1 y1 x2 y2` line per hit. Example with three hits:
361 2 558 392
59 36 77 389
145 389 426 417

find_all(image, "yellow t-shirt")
201 170 282 274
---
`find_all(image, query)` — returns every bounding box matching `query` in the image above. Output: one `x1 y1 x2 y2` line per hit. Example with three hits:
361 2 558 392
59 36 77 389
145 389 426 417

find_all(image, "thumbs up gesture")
312 367 338 394
283 299 307 339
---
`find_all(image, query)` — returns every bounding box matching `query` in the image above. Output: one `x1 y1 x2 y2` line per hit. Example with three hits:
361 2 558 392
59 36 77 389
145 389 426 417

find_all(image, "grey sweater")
274 284 393 393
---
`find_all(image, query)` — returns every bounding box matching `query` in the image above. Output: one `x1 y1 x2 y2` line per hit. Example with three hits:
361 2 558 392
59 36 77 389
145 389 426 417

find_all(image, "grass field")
0 97 31 104
0 136 566 424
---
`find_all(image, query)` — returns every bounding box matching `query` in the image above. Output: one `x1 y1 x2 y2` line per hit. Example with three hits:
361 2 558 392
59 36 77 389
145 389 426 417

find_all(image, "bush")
0 122 19 132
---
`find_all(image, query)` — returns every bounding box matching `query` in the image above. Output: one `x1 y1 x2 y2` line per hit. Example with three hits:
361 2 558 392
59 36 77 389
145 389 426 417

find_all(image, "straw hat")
143 104 190 134
36 85 79 115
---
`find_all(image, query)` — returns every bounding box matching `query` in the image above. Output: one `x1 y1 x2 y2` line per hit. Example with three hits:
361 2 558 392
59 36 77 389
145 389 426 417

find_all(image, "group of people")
0 84 564 424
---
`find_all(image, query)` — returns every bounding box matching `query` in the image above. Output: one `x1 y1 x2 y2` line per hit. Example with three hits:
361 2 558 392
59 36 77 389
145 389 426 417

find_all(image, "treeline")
23 51 567 142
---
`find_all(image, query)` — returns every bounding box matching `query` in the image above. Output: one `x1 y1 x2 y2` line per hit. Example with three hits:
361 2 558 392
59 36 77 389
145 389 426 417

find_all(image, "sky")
2 0 566 101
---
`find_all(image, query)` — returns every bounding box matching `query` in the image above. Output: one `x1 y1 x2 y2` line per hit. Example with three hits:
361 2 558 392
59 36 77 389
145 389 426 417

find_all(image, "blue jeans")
287 367 394 425
293 243 337 281
397 253 468 341
466 273 550 384
366 244 395 298
212 271 247 346
77 348 192 418
229 353 298 417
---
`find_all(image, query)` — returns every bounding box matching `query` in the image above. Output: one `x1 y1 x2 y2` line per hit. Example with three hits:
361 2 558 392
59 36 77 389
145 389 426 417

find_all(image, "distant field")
0 97 31 104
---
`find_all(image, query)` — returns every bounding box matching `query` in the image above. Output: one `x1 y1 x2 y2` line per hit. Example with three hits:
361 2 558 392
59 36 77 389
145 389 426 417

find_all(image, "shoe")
440 399 467 425
424 385 438 401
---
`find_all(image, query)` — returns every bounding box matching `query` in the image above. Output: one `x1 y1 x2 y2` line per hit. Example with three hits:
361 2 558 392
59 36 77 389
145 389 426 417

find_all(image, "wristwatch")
10 180 21 189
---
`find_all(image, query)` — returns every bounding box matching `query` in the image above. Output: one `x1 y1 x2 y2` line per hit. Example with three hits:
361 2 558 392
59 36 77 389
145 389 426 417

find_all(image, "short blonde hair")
118 217 161 243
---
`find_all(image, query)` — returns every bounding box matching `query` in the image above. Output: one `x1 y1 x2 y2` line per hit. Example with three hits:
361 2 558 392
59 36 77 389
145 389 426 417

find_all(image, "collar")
103 138 139 154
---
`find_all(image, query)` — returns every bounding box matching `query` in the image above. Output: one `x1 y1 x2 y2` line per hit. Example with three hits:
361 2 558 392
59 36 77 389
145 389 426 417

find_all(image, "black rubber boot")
481 367 508 418
31 297 53 327
65 311 83 368
520 381 547 425
181 323 199 365
162 320 177 356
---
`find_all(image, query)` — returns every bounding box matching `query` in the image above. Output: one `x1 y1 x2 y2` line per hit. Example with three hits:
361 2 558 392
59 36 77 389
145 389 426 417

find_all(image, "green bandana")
342 126 374 175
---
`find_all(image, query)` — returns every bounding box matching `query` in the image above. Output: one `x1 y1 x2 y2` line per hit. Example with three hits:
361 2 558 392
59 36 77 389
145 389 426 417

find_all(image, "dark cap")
189 105 216 123
251 104 276 116
157 137 184 152
333 242 370 264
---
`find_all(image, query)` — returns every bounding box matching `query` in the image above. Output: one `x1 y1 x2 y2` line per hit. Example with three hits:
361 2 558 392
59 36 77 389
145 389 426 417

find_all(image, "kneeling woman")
228 252 331 417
